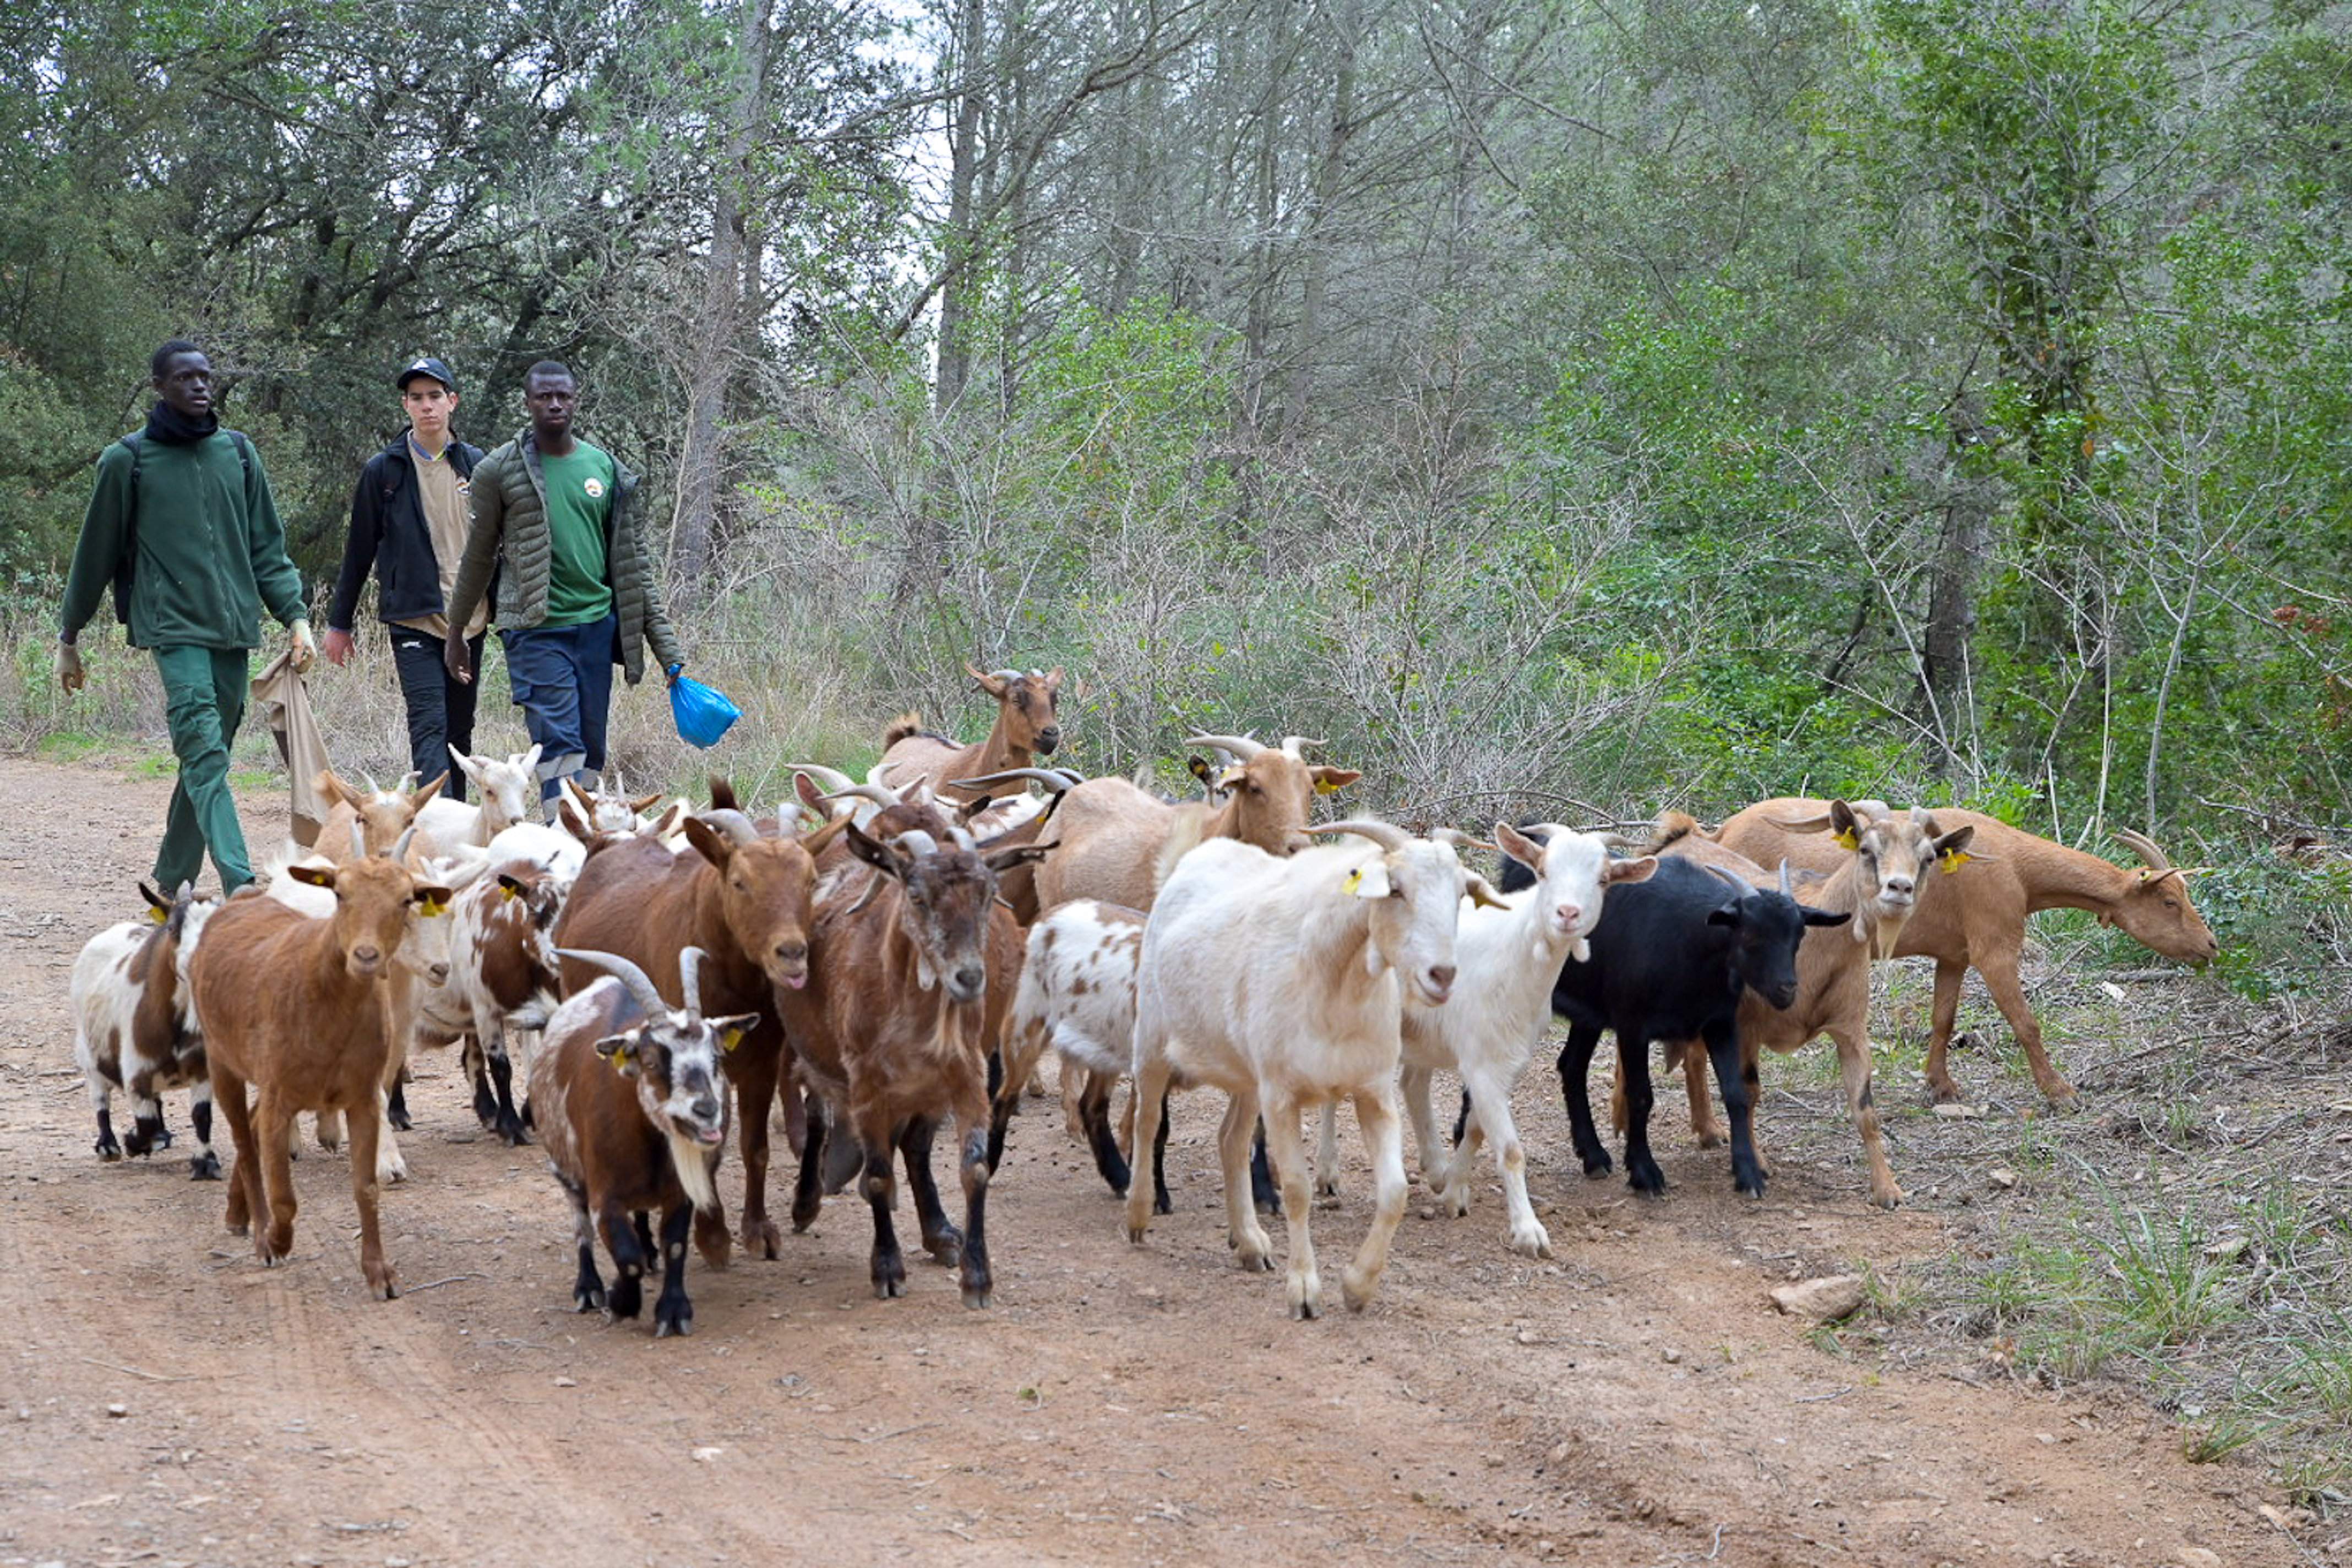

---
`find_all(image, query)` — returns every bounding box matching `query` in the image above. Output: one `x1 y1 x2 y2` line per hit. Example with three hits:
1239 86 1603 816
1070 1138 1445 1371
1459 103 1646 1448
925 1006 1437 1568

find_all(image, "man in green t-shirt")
56 339 317 894
443 361 686 817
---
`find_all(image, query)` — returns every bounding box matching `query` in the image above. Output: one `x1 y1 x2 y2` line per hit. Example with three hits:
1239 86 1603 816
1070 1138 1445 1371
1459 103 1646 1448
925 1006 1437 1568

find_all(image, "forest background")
1 0 2348 987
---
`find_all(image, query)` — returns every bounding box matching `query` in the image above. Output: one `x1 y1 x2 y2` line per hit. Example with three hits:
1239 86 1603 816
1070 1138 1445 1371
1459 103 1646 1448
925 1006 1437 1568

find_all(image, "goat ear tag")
1938 849 1973 874
147 905 169 924
1833 828 1860 851
500 883 518 903
418 896 446 918
1314 777 1342 796
1347 863 1391 899
720 1027 745 1054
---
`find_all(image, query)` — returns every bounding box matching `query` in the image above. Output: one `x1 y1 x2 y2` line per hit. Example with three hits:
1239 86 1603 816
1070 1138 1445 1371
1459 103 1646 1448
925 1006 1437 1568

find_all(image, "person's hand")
444 627 473 685
322 627 355 667
288 619 318 674
57 640 84 695
665 661 685 689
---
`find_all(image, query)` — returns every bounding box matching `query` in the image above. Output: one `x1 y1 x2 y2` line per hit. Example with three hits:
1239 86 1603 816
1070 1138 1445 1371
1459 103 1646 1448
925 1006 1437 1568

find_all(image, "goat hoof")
95 1140 122 1163
1152 1190 1173 1216
962 1284 993 1310
743 1221 781 1261
1126 1224 1148 1245
873 1274 906 1300
608 1285 644 1320
1508 1224 1554 1259
387 1107 414 1133
655 1306 693 1338
1869 1184 1904 1211
574 1286 606 1313
1314 1177 1339 1199
923 1231 963 1268
368 1270 400 1302
189 1152 221 1182
1288 1287 1321 1320
1580 1153 1614 1179
1629 1166 1667 1197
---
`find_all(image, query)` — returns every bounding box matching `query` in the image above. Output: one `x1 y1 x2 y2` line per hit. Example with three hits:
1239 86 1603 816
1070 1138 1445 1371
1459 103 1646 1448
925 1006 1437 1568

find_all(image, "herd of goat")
66 665 2222 1330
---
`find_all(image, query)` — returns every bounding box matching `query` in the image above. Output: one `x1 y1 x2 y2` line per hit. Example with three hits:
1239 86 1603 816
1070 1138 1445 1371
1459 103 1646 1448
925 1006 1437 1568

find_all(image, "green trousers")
153 645 253 894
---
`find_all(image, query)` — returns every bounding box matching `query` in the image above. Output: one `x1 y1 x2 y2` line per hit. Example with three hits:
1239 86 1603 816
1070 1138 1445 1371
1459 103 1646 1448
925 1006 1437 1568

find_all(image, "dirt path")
0 756 2299 1567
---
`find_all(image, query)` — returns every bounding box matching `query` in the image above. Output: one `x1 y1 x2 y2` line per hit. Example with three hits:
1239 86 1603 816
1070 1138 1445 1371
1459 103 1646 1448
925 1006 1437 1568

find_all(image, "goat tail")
1644 809 1707 854
1152 802 1213 894
883 710 927 750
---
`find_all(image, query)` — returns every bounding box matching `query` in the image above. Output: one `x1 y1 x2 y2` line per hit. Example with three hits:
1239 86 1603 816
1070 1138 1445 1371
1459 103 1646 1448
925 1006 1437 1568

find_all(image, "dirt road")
0 757 2297 1567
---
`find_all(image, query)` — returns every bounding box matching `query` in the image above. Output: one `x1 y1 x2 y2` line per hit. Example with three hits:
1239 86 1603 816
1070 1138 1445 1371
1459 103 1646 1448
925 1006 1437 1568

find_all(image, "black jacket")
327 433 486 631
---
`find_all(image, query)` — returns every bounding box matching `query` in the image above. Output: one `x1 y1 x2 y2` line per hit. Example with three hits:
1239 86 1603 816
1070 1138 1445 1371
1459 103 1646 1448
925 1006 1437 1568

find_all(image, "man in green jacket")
58 340 317 894
443 360 685 818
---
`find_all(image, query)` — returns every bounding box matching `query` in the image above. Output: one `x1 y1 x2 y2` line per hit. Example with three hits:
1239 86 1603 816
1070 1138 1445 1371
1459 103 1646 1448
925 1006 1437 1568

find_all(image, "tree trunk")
1921 397 1994 761
674 0 775 584
933 0 990 416
1284 0 1358 439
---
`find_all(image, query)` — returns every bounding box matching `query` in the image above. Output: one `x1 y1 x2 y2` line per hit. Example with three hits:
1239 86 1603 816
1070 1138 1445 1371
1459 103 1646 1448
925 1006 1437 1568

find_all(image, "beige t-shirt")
391 435 489 639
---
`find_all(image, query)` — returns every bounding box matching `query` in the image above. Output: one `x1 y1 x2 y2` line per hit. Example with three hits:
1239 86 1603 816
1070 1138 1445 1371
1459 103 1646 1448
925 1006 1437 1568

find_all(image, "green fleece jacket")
445 428 684 685
59 432 308 650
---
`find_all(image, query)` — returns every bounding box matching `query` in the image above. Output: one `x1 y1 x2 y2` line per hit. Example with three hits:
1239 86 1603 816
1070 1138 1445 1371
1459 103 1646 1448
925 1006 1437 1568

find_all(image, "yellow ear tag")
147 906 169 925
420 896 447 918
500 883 518 903
720 1027 745 1054
1315 778 1342 796
1938 850 1972 875
1342 867 1364 894
1217 766 1245 789
1832 828 1860 851
602 1046 630 1070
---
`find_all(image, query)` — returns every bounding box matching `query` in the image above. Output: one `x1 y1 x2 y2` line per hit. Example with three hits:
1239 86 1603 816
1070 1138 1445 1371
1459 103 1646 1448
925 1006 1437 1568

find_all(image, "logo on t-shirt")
583 477 606 499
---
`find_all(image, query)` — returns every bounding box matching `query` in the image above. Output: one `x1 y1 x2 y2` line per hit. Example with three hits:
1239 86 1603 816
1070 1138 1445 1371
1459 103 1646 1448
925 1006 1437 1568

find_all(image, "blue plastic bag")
668 671 742 749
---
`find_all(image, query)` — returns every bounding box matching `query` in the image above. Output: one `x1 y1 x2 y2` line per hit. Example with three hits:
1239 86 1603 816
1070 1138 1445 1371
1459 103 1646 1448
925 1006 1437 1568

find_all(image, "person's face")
524 373 576 439
403 380 456 443
154 352 213 419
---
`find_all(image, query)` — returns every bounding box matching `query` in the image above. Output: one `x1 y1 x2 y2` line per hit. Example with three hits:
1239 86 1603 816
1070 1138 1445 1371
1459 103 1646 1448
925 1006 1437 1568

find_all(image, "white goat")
70 882 221 1177
1316 824 1657 1257
999 899 1150 1194
413 744 542 853
1126 819 1495 1318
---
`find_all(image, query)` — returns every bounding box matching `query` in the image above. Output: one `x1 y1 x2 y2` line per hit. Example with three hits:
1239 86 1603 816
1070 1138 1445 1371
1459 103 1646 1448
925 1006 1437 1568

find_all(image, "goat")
772 824 1046 1305
531 947 755 1337
313 769 448 862
1718 801 2218 1106
413 744 542 853
1030 733 1359 914
1128 820 1489 1319
1504 847 1849 1201
70 882 222 1178
189 826 453 1296
1330 824 1656 1257
552 790 841 1260
406 856 570 1145
1643 802 1976 1207
875 665 1065 804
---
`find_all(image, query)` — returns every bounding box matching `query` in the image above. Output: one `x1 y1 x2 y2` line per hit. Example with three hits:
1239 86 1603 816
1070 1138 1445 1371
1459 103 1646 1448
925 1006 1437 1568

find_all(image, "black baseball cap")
396 356 456 393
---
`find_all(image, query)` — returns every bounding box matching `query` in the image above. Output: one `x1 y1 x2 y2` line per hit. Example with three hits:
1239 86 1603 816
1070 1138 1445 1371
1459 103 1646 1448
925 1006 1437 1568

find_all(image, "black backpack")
109 428 255 627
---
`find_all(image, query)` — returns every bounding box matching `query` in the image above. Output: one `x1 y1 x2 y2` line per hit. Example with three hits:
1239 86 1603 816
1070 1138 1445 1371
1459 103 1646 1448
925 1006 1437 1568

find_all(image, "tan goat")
1718 800 2216 1106
874 665 1065 804
190 825 453 1297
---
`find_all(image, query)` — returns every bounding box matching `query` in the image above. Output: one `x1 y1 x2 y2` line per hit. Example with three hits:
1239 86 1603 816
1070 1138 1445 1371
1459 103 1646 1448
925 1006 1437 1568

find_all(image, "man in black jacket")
324 357 488 799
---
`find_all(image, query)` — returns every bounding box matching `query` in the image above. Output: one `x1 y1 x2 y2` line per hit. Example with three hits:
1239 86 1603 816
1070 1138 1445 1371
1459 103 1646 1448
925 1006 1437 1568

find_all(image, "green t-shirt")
539 442 616 627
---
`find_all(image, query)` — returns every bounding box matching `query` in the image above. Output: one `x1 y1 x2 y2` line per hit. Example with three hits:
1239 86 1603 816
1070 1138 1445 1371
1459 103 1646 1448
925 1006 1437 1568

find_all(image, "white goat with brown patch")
70 882 221 1178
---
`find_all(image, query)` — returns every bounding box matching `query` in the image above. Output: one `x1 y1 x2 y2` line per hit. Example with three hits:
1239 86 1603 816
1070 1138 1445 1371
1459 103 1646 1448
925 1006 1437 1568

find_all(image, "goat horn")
1279 736 1327 757
891 829 940 859
952 767 1075 793
1184 732 1266 761
1430 827 1498 854
2114 827 2173 871
948 825 977 852
348 819 367 861
391 825 418 863
787 763 858 794
696 808 763 846
820 783 901 810
679 946 706 1015
1309 819 1412 853
1778 858 1794 897
557 948 672 1023
842 872 885 918
1052 767 1086 786
1704 863 1752 897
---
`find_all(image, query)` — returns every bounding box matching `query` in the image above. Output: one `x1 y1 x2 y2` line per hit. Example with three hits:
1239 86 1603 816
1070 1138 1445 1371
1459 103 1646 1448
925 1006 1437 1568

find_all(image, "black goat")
1496 836 1848 1198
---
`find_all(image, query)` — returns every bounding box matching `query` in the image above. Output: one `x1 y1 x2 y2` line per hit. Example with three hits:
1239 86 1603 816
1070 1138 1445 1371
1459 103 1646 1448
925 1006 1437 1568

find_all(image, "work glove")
322 627 356 668
57 639 84 695
288 619 318 674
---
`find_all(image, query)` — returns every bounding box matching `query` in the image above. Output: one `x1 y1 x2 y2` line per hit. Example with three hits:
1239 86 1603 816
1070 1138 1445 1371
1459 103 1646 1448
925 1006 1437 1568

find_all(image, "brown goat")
773 824 1046 1306
314 769 449 862
1030 733 1360 914
1642 803 1976 1207
190 827 453 1296
1718 800 2218 1106
532 947 755 1338
875 665 1065 805
551 793 842 1260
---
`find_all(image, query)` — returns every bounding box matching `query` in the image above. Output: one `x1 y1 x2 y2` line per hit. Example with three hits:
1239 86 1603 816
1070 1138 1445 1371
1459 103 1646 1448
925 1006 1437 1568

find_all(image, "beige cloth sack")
249 651 332 848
